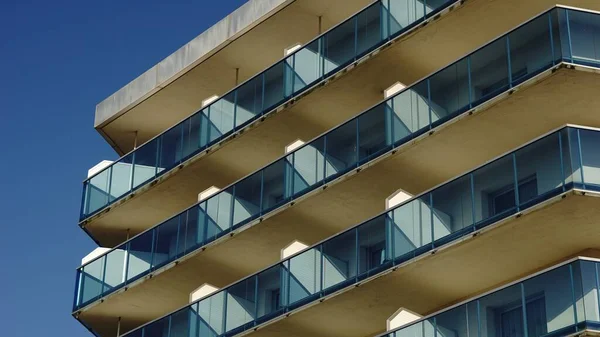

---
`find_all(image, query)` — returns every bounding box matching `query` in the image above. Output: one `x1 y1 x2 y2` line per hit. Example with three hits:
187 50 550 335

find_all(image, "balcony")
81 0 461 243
74 7 600 336
80 0 600 247
382 258 600 337
96 0 376 155
115 125 600 337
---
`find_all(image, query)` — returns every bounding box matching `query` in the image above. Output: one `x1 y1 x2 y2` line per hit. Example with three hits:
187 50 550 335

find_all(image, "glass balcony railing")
80 0 458 221
381 258 600 337
73 6 600 312
101 124 600 337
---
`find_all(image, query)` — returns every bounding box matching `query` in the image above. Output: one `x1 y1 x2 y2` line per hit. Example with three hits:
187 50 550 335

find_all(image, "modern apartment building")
73 1 600 337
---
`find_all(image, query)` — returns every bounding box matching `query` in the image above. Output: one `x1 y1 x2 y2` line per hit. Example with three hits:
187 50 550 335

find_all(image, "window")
498 295 547 337
366 243 386 270
488 175 537 216
270 289 281 312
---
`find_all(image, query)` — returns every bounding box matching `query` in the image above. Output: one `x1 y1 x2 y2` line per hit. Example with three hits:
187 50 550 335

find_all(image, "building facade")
73 1 600 337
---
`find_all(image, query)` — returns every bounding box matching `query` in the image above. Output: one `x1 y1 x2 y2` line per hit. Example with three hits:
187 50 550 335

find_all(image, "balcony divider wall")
381 258 600 337
74 7 600 312
80 0 459 221
113 124 600 337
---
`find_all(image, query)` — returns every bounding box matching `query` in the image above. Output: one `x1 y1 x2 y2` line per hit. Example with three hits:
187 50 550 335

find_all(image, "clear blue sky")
0 1 244 336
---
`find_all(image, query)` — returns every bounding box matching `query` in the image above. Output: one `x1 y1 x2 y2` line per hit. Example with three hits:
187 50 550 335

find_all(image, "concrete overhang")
96 0 376 155
83 0 600 247
76 65 600 336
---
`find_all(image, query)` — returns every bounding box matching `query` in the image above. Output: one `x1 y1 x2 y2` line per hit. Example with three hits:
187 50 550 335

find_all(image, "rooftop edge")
94 0 292 129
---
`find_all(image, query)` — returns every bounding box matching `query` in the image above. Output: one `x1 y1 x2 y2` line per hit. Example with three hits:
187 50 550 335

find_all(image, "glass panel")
289 137 325 196
550 10 564 64
79 256 105 305
291 40 322 95
523 264 575 337
233 173 261 226
170 307 195 337
124 329 143 337
323 18 356 74
435 304 470 337
188 303 201 337
153 216 181 269
356 3 382 56
126 231 154 281
208 91 235 142
159 126 183 171
257 265 284 320
509 14 553 86
425 0 449 16
132 138 158 189
226 277 257 333
358 103 390 163
472 155 516 226
182 114 201 159
144 316 170 337
560 129 574 188
109 153 133 201
197 292 225 336
201 187 233 241
574 261 600 324
102 245 127 293
466 301 480 337
395 319 436 337
288 248 321 305
263 63 285 111
198 109 212 148
387 0 425 36
85 168 110 215
557 9 572 62
357 215 388 277
236 76 263 128
391 194 433 260
322 229 357 292
325 121 357 179
470 38 509 105
568 10 600 66
183 206 201 253
568 128 584 187
429 58 470 125
578 129 600 188
431 175 473 244
262 159 287 212
390 80 430 142
477 283 525 337
515 132 563 207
